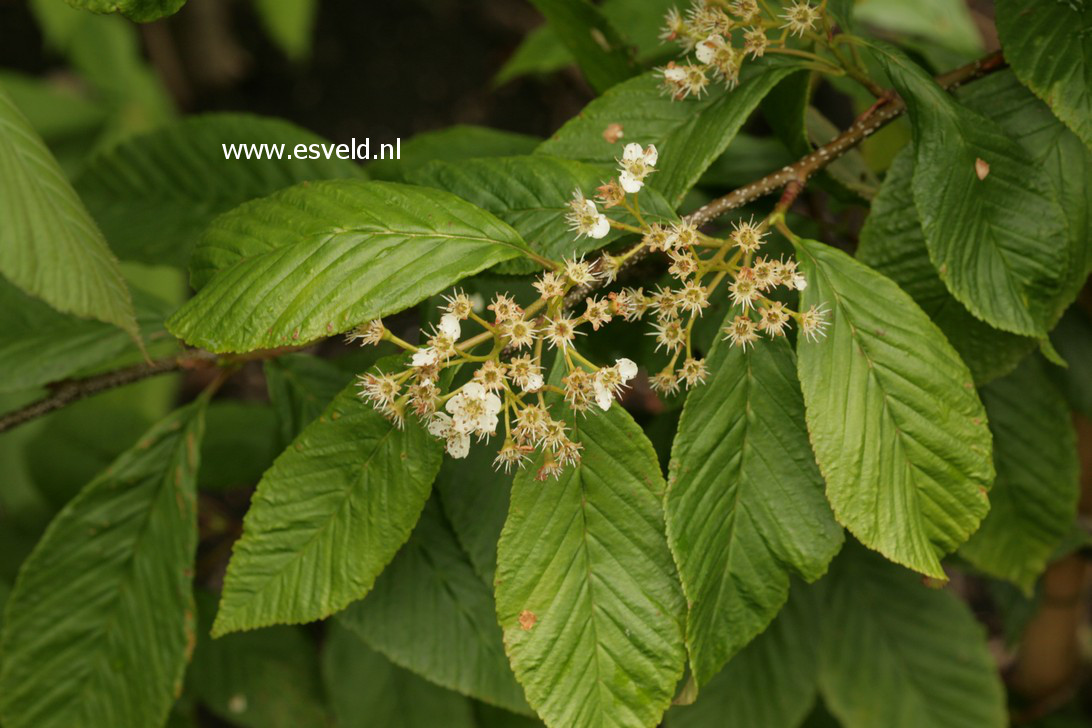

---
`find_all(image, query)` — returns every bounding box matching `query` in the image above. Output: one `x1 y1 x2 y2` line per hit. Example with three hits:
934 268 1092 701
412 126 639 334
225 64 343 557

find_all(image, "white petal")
616 357 638 381
412 348 438 366
582 198 598 215
524 373 544 392
663 66 686 82
793 274 808 290
695 37 718 64
595 389 613 410
622 142 643 161
439 313 461 339
469 292 485 313
619 172 643 194
484 392 503 415
445 393 464 415
427 413 452 438
644 144 658 166
446 433 471 458
462 382 486 400
590 215 610 239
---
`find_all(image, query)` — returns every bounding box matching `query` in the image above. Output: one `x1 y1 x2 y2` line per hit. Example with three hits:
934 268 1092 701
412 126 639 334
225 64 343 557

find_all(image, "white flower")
412 347 439 367
566 190 610 239
427 412 453 438
446 431 471 458
780 1 820 37
595 386 614 411
438 313 461 339
446 382 503 436
695 35 720 65
524 372 544 392
618 143 658 194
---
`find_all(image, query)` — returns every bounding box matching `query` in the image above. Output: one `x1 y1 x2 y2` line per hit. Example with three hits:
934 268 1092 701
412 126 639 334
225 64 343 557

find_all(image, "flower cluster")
658 0 823 98
351 144 827 478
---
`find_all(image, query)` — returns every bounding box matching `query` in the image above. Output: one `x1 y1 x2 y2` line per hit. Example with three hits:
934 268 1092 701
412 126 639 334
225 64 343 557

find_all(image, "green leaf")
64 0 185 23
818 543 1006 728
168 180 534 353
869 43 1068 337
495 404 686 728
494 26 574 86
794 238 993 578
434 444 513 585
0 83 138 340
323 622 477 728
960 357 1080 592
1050 308 1092 419
857 148 1036 383
0 400 207 728
368 125 540 182
527 0 636 93
996 0 1092 151
0 278 169 394
339 499 530 714
198 402 281 492
212 377 442 635
264 353 353 445
253 0 317 60
853 0 982 59
410 155 676 274
75 113 365 266
537 57 803 206
188 591 330 727
665 581 821 728
665 334 842 685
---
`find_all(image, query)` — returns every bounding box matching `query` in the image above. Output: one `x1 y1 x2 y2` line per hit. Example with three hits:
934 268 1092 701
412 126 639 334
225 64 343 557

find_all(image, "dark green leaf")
168 180 534 353
0 83 138 340
368 126 540 182
1050 308 1092 419
75 114 364 266
212 378 442 635
64 0 186 23
323 622 477 728
495 404 686 728
527 0 636 93
996 0 1092 150
665 335 842 685
818 543 1006 728
411 155 676 274
0 400 206 728
537 58 803 206
795 238 993 578
264 353 354 445
869 43 1068 336
340 499 530 714
253 0 317 60
857 148 1037 383
960 357 1080 592
198 402 281 491
665 582 821 728
188 591 330 727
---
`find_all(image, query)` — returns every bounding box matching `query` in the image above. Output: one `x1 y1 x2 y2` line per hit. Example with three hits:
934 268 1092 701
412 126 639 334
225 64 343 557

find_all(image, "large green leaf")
75 114 364 266
323 622 477 728
960 357 1080 592
996 0 1092 150
527 0 636 93
869 44 1068 337
794 238 993 578
0 399 207 728
168 180 534 353
818 544 1006 728
537 58 803 206
410 155 676 274
665 582 821 728
0 278 170 394
65 0 185 22
665 335 842 685
187 592 329 727
857 148 1036 383
434 445 513 585
495 404 686 728
212 377 442 636
339 499 530 714
0 84 137 340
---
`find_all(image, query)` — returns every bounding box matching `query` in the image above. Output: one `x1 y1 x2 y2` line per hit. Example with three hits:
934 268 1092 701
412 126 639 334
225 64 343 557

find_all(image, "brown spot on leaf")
519 610 537 631
975 157 990 180
603 123 624 144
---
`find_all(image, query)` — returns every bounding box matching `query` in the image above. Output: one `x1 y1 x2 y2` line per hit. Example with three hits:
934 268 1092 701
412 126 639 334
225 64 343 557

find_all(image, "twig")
0 347 294 435
562 50 1007 310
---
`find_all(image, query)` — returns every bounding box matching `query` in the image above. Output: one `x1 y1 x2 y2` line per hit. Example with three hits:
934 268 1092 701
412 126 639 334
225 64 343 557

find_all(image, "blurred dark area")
0 0 592 143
